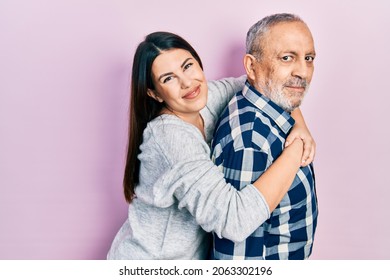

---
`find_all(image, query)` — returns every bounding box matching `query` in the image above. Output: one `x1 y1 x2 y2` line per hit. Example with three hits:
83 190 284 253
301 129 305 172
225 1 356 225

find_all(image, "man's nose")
292 59 308 79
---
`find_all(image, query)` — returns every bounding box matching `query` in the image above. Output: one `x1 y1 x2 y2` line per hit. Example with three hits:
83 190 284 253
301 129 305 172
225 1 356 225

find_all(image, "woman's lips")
183 85 200 99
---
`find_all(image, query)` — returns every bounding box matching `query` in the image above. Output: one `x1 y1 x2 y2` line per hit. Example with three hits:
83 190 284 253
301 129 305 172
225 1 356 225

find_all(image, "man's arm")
214 127 303 214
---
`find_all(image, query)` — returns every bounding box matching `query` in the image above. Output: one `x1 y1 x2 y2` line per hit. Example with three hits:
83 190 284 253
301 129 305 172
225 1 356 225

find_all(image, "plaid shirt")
210 81 318 260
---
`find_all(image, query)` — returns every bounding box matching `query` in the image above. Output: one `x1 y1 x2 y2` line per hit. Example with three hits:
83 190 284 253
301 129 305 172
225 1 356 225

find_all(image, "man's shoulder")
215 93 256 135
214 112 275 153
219 94 275 131
219 92 257 121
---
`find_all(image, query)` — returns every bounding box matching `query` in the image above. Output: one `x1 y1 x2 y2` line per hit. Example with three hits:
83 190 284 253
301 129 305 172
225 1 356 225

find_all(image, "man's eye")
306 56 315 62
184 63 193 70
281 56 293 62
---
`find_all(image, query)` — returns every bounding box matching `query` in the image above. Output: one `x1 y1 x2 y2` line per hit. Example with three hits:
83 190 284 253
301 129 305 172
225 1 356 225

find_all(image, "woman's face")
149 48 208 119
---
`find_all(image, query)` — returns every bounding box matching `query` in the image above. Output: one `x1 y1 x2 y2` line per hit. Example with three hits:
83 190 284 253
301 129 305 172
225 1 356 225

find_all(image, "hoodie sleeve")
206 75 246 118
150 122 270 242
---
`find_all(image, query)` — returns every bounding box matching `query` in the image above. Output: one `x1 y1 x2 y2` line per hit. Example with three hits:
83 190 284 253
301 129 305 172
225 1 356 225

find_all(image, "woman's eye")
184 63 193 70
163 76 173 83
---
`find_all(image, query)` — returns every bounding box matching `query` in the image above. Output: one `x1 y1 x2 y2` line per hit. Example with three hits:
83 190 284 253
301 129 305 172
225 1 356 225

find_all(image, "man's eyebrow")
277 51 298 56
305 50 316 56
158 58 193 81
279 51 316 56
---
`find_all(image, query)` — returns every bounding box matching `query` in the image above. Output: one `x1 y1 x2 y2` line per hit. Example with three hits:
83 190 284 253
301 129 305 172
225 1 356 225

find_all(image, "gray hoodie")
107 76 270 259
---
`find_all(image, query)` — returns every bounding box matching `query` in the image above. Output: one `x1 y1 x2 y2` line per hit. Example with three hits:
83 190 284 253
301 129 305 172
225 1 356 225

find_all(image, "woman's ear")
243 54 257 81
147 89 163 103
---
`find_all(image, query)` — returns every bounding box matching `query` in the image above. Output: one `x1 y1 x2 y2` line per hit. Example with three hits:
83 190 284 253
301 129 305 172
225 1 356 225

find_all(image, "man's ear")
243 54 257 81
147 89 163 103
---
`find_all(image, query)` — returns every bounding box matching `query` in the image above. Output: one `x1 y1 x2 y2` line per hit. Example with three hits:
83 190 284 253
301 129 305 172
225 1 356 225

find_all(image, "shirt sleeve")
218 146 270 190
150 122 270 243
220 125 273 187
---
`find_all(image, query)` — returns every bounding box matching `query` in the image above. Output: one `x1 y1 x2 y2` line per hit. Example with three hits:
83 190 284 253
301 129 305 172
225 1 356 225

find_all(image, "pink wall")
1 0 389 259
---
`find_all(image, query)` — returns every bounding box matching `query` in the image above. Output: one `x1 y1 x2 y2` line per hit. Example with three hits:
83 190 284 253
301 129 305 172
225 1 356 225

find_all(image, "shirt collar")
242 80 295 134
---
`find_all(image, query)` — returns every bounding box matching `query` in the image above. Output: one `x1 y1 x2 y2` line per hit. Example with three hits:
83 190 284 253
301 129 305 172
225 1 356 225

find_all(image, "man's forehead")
262 21 315 53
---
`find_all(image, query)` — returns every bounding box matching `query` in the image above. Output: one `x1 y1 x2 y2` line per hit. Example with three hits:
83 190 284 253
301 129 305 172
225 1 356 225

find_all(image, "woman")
107 31 315 259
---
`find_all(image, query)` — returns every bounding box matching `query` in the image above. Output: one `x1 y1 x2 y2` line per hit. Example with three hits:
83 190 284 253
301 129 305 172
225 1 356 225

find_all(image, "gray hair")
246 13 304 59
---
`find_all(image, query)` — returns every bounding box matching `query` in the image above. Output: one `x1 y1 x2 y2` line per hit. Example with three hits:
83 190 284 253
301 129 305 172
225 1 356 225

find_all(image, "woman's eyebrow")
180 57 192 68
158 58 193 81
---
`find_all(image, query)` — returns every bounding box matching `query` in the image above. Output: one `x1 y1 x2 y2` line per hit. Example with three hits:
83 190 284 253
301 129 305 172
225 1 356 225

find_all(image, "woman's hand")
287 109 316 167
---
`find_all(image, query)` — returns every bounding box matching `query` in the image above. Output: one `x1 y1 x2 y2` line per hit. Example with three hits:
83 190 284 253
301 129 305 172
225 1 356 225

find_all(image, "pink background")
1 0 389 259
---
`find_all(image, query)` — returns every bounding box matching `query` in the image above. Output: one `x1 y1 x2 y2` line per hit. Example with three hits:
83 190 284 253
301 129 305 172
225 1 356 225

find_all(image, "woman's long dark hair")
123 31 203 203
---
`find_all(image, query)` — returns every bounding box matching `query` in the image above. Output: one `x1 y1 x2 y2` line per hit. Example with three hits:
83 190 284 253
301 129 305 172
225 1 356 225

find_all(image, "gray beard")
263 80 309 112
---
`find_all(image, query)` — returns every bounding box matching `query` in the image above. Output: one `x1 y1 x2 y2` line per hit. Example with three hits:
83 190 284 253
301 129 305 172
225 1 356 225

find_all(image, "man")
211 13 318 259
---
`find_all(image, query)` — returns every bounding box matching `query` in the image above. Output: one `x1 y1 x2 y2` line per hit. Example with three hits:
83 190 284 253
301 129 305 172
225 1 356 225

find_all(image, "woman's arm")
288 108 316 167
206 75 246 117
152 123 303 242
252 138 303 212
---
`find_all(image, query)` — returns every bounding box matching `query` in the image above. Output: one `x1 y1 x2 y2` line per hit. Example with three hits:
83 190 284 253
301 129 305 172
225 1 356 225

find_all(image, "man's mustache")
284 78 308 88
